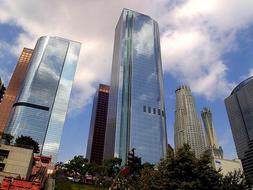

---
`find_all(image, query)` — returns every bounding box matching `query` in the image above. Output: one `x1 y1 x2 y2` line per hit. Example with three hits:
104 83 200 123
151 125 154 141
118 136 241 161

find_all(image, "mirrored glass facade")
104 9 167 164
5 36 81 162
225 77 253 182
0 48 33 134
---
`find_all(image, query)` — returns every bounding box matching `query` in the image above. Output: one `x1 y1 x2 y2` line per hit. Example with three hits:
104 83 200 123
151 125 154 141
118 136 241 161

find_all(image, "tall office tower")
201 107 223 159
174 85 205 158
0 48 33 134
103 9 167 164
86 84 110 164
225 76 253 182
5 36 81 162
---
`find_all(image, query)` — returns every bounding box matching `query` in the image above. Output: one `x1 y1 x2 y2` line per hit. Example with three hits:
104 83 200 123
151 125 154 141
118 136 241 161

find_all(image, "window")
158 109 161 115
153 108 156 114
0 149 9 159
148 107 151 113
143 105 146 112
0 163 5 171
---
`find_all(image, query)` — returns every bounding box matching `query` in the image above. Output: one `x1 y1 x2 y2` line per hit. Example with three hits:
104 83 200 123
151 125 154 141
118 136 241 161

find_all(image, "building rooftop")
99 84 110 93
175 85 191 92
231 76 253 95
202 107 211 114
122 8 151 19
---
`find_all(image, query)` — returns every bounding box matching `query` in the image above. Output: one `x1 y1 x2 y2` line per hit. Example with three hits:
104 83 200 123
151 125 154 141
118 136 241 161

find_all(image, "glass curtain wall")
6 36 81 162
104 9 167 164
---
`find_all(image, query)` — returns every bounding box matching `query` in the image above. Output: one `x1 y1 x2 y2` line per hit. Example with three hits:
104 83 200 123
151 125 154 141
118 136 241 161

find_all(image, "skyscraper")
103 9 167 164
174 85 205 158
5 36 81 162
0 48 33 134
225 76 253 182
201 107 223 159
86 84 110 164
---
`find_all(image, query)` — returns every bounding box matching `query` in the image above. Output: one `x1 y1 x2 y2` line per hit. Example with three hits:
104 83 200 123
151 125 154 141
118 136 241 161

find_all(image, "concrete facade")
212 158 243 176
0 144 33 181
174 85 205 158
201 107 223 159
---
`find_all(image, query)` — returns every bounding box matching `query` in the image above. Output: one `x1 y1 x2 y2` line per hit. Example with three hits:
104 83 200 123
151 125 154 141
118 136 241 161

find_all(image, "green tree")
103 158 122 177
222 170 250 190
2 133 14 145
65 155 89 178
139 144 250 190
15 135 40 153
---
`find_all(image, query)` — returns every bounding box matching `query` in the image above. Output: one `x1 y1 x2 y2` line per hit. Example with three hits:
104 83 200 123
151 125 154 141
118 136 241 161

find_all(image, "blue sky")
1 0 253 162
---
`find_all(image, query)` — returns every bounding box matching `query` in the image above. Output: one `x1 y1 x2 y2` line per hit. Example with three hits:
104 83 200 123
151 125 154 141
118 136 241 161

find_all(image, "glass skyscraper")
86 84 110 164
104 9 167 164
225 76 253 182
5 36 81 162
0 48 33 134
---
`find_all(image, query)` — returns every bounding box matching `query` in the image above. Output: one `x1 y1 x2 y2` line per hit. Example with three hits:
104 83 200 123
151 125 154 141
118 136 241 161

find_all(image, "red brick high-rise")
0 48 33 134
86 84 110 164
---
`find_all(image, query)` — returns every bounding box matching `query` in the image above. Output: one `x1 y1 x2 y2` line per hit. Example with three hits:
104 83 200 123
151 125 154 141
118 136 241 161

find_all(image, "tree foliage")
2 133 14 145
64 155 89 177
15 135 40 153
103 157 122 177
56 145 250 190
139 144 250 190
221 169 250 190
63 156 122 180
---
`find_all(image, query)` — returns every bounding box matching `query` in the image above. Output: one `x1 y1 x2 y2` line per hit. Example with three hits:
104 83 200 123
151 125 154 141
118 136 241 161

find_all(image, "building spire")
201 107 223 159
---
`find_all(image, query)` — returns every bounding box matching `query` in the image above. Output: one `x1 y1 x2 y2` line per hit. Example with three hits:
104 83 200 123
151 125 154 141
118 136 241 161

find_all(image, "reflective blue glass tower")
225 76 253 182
104 9 167 164
5 36 81 162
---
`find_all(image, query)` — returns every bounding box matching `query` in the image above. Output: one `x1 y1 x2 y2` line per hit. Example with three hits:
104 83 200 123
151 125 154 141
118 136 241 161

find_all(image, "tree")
15 135 40 153
222 170 250 190
2 133 14 145
103 158 122 177
139 144 250 190
127 148 142 176
64 155 89 178
139 165 158 189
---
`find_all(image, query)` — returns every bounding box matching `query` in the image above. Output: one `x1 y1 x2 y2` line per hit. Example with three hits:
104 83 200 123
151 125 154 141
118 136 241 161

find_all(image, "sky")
1 0 253 162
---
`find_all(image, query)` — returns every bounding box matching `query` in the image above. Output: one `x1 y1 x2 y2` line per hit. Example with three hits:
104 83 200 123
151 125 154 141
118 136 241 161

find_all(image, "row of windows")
143 105 165 116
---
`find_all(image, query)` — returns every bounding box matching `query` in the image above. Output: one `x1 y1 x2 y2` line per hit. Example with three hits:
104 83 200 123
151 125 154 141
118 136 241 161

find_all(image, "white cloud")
0 0 253 111
159 0 253 99
0 0 163 115
240 68 253 81
0 67 10 86
249 69 253 77
134 21 154 56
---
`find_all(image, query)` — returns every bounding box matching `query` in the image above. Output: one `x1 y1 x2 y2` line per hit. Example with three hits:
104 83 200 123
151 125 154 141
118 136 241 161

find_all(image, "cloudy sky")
1 0 253 162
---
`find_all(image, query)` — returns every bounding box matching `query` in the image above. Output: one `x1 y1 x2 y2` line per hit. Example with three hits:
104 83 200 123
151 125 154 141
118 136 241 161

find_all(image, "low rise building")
0 144 33 181
212 158 243 176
